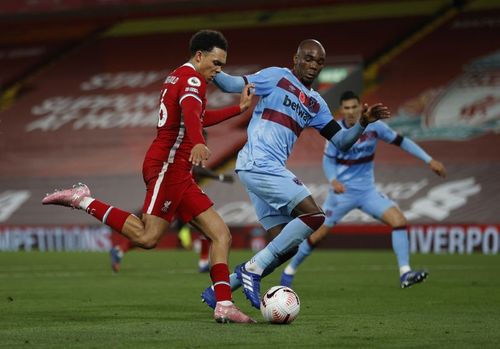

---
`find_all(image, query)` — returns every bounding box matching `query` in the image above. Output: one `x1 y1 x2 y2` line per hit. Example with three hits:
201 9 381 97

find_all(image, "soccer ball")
260 286 300 324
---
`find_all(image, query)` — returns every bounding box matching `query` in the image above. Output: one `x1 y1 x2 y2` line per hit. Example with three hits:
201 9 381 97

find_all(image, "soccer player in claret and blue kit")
280 90 447 289
201 39 391 310
42 29 256 323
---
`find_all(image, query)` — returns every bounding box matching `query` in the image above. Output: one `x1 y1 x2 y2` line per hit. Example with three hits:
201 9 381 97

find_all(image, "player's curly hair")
189 30 228 56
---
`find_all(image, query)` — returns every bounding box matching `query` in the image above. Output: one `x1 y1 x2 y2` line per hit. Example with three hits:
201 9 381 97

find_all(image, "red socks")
210 263 232 302
86 199 130 233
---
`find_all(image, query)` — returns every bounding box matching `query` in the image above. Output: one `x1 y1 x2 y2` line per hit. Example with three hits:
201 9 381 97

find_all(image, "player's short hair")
340 91 360 104
189 30 228 56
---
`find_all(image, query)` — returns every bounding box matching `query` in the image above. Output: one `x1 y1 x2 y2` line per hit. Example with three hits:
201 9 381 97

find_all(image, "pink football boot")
214 303 256 324
42 183 91 209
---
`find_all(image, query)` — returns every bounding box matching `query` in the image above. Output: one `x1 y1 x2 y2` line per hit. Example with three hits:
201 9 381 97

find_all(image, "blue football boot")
400 270 429 288
235 263 262 309
280 271 295 287
201 286 217 309
109 246 123 273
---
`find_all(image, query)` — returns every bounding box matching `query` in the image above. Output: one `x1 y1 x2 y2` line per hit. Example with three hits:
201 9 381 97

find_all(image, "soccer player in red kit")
42 30 255 324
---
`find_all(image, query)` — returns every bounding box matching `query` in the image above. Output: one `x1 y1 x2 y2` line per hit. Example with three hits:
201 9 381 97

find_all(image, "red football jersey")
144 63 207 171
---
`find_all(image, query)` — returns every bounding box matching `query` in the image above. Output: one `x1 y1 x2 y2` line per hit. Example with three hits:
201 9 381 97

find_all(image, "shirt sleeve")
400 137 432 163
178 75 206 145
244 67 283 96
307 98 336 131
374 121 398 143
213 71 246 93
180 97 205 145
203 105 242 127
323 141 338 182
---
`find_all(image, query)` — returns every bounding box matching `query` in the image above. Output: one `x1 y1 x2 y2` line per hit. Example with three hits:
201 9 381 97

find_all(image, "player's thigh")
322 190 357 226
190 206 230 244
245 189 292 231
142 213 170 242
380 207 407 227
291 195 322 217
238 168 311 215
176 182 214 225
359 188 396 220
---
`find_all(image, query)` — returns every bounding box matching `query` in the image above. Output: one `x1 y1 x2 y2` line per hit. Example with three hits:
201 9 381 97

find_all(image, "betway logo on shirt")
283 95 312 122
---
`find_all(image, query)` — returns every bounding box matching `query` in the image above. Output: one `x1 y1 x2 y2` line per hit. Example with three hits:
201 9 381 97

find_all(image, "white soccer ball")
260 286 300 324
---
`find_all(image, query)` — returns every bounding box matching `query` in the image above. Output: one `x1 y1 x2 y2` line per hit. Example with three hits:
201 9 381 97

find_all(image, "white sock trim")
284 265 296 275
245 259 264 275
213 281 230 287
400 265 411 276
79 197 94 210
102 206 114 224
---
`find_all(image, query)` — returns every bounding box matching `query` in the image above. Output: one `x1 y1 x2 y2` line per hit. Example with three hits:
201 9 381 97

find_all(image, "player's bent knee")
209 228 232 247
298 212 325 231
134 236 158 249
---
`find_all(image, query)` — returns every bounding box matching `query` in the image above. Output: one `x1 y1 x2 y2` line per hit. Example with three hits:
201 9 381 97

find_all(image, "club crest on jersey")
307 96 319 113
188 77 201 87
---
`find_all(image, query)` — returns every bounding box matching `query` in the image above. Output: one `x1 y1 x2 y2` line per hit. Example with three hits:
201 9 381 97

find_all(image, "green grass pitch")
1 250 499 348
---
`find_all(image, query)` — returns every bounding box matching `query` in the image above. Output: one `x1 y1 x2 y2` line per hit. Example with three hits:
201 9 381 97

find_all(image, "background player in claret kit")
42 29 256 324
109 161 234 274
201 39 391 310
280 91 447 289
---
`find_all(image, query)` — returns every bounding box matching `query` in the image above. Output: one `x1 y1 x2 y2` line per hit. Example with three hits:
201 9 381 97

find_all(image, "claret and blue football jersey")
236 67 335 171
324 120 398 191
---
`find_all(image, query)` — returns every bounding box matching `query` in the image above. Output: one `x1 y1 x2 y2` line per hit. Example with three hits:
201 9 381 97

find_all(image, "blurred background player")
178 165 235 272
201 39 391 309
110 160 234 273
280 90 447 289
42 29 256 323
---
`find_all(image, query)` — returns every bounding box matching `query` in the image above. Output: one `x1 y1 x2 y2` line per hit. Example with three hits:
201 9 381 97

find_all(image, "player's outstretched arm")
213 71 246 93
328 122 365 151
203 84 255 127
326 104 391 151
397 137 446 178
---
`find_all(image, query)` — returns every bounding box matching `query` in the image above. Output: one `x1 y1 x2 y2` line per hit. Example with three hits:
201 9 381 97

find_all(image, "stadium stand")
1 0 499 252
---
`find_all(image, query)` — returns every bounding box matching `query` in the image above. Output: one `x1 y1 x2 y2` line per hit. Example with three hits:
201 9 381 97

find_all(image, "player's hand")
219 173 234 183
332 180 345 194
189 143 211 167
429 159 446 178
239 83 255 112
359 103 391 127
